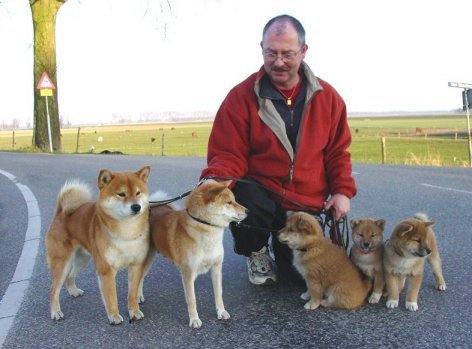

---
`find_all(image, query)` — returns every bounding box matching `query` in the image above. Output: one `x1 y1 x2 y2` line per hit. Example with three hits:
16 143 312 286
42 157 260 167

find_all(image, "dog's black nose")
245 208 250 214
131 204 141 213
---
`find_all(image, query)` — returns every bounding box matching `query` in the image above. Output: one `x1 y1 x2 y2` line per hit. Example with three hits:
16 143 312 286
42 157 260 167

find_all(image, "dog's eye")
227 201 233 205
359 233 364 237
136 191 141 196
117 192 126 198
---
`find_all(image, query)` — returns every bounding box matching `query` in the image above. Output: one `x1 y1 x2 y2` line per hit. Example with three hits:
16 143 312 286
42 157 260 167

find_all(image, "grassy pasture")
0 116 470 167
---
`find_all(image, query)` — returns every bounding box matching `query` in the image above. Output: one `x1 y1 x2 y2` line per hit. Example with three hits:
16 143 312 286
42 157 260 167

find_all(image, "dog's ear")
286 210 295 218
350 219 360 229
375 219 386 231
220 180 232 188
424 220 436 228
396 223 414 236
203 185 226 202
98 169 113 189
136 166 151 183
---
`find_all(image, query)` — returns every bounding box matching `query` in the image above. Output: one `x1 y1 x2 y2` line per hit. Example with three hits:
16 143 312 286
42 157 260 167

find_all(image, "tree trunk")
30 0 67 152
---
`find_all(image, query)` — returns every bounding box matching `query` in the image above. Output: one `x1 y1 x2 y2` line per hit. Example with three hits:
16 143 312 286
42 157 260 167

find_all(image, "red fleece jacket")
201 63 357 210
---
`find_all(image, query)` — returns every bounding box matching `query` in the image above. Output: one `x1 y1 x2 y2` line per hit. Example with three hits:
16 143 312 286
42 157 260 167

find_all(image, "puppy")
148 180 247 328
46 166 151 324
350 218 386 304
278 212 371 310
384 213 446 311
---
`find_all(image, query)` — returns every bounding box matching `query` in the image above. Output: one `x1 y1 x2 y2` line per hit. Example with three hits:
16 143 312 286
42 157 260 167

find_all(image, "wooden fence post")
161 132 165 156
75 127 81 153
381 136 386 164
12 131 15 150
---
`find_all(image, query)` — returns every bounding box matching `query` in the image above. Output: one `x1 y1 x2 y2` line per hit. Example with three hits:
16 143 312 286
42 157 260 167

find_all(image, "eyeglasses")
262 49 302 63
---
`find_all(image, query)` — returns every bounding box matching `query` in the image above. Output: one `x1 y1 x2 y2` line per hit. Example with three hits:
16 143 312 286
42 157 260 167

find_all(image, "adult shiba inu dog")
350 218 386 304
148 180 247 328
46 166 151 324
384 213 446 311
278 212 371 310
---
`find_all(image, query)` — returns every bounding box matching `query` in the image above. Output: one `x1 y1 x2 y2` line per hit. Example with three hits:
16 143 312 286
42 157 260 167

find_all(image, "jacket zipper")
289 160 294 183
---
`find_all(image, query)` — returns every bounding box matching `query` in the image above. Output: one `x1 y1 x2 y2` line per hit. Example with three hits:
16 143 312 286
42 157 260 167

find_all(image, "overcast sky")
1 0 472 126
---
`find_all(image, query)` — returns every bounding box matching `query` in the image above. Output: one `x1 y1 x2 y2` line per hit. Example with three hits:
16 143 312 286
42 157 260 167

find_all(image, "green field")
1 115 470 167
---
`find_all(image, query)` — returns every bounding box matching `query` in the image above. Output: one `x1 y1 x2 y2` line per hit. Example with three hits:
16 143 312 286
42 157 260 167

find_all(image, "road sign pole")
45 95 53 153
464 91 472 168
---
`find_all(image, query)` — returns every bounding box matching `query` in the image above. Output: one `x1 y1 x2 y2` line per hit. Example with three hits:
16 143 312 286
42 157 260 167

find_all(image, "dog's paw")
303 301 320 310
405 301 418 311
138 294 145 304
67 287 84 298
300 291 310 301
437 283 447 291
386 299 399 309
108 313 124 325
368 292 382 304
129 309 144 322
51 309 64 321
217 309 230 320
189 317 203 329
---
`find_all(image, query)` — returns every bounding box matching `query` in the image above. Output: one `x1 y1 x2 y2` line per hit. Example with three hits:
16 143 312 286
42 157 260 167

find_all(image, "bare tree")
30 0 67 151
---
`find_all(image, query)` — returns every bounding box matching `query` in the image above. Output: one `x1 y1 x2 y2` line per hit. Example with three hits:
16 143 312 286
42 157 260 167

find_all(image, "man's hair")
262 14 306 47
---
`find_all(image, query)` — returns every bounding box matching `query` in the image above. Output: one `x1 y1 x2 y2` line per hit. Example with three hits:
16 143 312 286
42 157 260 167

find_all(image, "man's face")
261 22 307 89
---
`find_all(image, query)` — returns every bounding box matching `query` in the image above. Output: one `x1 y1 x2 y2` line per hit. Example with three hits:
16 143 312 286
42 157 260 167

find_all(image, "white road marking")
420 183 472 195
0 170 41 347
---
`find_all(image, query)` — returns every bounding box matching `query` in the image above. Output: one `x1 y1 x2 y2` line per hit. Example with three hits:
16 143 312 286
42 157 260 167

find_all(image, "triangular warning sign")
36 72 56 90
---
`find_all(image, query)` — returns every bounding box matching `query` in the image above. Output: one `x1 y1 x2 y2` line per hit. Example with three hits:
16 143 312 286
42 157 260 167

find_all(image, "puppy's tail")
55 180 92 216
414 212 429 222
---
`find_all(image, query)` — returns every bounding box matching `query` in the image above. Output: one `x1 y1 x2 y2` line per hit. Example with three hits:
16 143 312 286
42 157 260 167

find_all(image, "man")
200 14 357 286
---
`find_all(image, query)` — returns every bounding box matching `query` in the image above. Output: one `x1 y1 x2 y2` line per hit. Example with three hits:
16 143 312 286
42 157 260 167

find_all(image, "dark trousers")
230 178 303 284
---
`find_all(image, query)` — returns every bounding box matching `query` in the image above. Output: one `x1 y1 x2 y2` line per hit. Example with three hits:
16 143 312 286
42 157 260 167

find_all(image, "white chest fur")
186 228 224 275
105 230 149 270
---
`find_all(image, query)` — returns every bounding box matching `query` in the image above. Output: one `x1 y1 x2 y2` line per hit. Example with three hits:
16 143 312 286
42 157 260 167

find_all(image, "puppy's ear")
350 219 360 229
396 223 414 236
424 220 436 228
98 169 113 189
375 219 386 231
220 180 232 188
136 166 151 183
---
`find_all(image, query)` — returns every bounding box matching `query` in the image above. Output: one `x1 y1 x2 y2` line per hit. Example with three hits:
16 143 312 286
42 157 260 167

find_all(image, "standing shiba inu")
46 166 151 324
148 180 247 328
350 218 386 304
278 212 371 310
384 213 446 311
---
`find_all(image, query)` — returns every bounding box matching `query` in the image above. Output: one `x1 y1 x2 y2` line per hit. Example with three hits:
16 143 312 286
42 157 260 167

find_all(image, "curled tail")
55 180 92 215
414 212 429 222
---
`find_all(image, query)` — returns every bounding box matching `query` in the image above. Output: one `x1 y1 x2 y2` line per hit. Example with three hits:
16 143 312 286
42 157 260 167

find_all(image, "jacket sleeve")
323 93 357 199
200 86 251 180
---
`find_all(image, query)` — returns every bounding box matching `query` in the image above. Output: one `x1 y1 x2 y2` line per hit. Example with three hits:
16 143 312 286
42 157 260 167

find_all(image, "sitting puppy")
350 218 386 304
278 212 371 310
384 213 447 311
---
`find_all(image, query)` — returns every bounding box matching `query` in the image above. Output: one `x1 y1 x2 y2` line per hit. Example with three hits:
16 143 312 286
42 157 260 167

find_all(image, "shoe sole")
249 277 277 286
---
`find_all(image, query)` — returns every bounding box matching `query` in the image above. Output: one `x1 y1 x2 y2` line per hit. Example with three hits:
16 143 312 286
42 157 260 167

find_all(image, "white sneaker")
247 246 277 285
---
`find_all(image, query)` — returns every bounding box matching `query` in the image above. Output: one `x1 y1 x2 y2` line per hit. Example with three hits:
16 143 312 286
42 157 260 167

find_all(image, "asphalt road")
0 152 471 349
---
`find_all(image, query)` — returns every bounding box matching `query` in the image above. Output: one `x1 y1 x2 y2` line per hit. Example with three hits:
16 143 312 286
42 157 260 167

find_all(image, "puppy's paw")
217 309 230 320
108 313 124 325
303 300 320 310
189 317 203 329
437 283 447 291
386 299 399 309
405 301 418 311
67 287 84 298
51 309 64 321
129 309 144 322
300 291 310 301
138 294 145 304
368 292 382 304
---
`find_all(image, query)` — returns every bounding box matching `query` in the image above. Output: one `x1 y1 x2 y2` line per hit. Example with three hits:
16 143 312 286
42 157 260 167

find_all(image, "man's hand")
324 193 350 220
